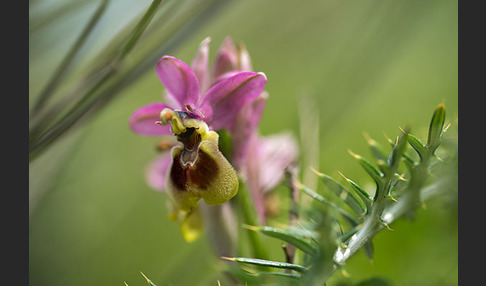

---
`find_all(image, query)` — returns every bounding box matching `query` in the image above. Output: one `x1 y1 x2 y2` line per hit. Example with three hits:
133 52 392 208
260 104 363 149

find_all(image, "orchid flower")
216 37 299 224
129 39 267 242
240 131 299 223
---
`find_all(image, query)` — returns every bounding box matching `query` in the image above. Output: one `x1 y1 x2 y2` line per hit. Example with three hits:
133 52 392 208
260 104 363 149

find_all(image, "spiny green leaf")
427 103 446 152
364 240 374 261
339 172 372 211
250 271 301 279
285 225 320 241
407 133 426 161
376 159 390 175
386 176 403 198
379 218 393 231
364 132 389 163
298 183 360 226
348 151 384 188
402 151 418 168
387 128 409 171
222 265 260 284
244 225 318 256
337 225 360 244
311 169 366 215
221 257 307 273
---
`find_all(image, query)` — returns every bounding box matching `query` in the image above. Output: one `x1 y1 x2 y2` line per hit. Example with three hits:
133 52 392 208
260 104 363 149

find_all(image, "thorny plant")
127 37 457 286
30 1 457 285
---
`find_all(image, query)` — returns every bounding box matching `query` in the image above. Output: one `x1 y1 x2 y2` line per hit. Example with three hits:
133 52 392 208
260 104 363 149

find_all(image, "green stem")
283 165 300 271
236 183 269 261
333 174 449 266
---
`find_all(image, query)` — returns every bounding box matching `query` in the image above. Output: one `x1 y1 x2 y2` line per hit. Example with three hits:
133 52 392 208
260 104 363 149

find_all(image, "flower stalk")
235 183 270 261
283 164 301 270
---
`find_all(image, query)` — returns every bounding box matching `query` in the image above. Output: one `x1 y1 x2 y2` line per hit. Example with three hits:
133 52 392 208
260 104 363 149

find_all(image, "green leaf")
337 225 360 244
364 133 389 163
245 225 318 256
250 271 301 279
402 151 418 168
298 183 360 226
339 172 372 211
221 257 307 273
363 240 374 261
407 133 426 161
427 103 446 152
348 151 384 189
312 169 367 215
222 265 260 284
386 128 409 171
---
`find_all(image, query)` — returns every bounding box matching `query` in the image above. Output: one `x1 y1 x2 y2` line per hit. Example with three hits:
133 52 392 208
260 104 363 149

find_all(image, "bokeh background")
29 0 458 285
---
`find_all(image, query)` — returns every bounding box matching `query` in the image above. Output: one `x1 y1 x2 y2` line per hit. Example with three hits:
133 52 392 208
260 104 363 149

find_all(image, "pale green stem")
236 184 269 261
334 140 447 266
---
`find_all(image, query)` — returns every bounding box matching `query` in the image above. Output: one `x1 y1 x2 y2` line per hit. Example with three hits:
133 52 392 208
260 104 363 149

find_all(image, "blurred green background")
29 0 458 285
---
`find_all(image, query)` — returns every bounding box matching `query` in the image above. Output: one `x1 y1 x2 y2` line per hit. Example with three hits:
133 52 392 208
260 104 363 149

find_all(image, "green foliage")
222 257 307 273
244 225 318 256
29 1 457 285
222 104 457 285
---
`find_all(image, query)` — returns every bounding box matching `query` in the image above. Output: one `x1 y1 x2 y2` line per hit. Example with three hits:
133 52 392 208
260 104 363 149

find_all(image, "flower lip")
178 128 202 166
170 111 204 166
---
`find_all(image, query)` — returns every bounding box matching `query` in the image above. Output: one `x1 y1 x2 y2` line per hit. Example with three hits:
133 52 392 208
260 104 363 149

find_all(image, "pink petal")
146 152 173 192
240 133 267 223
155 56 200 109
191 37 211 93
241 132 299 224
210 71 240 87
231 92 268 169
236 41 253 72
212 37 238 80
198 72 267 130
129 103 173 136
257 133 299 192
